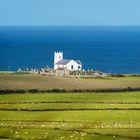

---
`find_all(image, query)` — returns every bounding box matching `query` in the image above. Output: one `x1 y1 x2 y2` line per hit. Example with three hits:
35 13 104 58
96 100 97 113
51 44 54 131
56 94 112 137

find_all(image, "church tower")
54 51 63 69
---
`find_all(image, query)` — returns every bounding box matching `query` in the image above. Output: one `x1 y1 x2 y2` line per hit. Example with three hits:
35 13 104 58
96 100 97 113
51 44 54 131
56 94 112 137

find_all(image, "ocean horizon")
0 26 140 74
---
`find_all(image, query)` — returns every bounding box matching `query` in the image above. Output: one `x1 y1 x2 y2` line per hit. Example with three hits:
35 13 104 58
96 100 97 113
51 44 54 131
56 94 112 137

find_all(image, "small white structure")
54 51 82 71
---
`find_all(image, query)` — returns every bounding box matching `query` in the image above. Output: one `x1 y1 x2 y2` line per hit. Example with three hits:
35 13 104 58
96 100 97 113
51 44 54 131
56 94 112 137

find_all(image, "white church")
54 51 82 71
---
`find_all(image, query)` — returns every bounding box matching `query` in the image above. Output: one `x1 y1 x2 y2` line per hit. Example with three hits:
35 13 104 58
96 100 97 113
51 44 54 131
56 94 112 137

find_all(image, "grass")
0 103 140 111
0 92 140 139
1 128 136 140
0 74 140 90
0 92 140 103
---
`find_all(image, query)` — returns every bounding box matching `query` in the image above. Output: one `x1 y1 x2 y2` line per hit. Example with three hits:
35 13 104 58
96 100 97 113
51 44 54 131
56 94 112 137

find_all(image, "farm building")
54 51 82 71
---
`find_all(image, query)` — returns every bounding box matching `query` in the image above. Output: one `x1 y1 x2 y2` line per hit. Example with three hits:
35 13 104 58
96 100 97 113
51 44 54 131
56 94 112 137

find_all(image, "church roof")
75 60 82 65
56 59 82 65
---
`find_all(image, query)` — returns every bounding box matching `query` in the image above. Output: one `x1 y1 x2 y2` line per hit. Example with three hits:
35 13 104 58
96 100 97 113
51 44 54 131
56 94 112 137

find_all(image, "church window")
71 65 73 69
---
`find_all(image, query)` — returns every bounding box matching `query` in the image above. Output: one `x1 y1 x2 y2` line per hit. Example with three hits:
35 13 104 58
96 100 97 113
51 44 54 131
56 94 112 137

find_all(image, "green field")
0 92 140 140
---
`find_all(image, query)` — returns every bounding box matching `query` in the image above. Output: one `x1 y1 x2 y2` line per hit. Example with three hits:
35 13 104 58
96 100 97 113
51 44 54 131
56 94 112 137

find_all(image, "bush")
110 74 124 77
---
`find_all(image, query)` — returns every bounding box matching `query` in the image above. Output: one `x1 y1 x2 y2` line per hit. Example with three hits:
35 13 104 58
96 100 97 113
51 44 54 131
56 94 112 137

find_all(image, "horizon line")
1 25 140 27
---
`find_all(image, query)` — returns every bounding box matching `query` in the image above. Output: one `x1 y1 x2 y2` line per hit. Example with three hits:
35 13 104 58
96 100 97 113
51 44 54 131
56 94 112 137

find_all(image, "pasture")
0 92 140 140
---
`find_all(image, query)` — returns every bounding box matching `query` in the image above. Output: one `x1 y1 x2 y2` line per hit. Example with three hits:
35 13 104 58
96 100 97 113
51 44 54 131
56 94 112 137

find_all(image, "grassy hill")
0 73 140 139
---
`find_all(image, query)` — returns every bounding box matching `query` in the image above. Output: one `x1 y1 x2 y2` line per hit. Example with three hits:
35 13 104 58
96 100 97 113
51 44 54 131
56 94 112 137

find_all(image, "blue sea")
0 26 140 74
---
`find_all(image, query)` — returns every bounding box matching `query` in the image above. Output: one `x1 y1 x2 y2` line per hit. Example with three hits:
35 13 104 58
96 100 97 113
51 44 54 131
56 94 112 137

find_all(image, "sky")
0 0 140 26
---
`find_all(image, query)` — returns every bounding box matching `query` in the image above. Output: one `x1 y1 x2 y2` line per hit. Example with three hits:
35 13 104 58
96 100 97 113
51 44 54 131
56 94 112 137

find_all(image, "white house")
54 51 82 71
